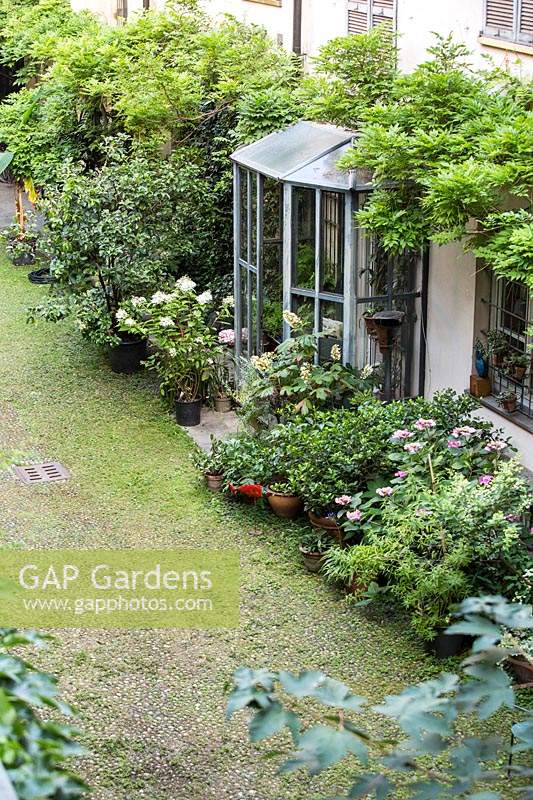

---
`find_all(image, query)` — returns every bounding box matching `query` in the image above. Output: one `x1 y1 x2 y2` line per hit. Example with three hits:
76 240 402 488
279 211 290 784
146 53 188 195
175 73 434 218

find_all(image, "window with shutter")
519 0 533 41
347 0 395 35
483 0 533 45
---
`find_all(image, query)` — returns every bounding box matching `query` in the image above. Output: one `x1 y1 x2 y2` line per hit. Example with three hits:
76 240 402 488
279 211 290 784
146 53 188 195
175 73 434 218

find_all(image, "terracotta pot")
514 366 527 381
308 511 343 544
364 316 378 339
503 398 517 413
492 353 504 367
205 473 223 492
267 491 303 520
299 545 325 573
214 396 232 413
507 656 533 686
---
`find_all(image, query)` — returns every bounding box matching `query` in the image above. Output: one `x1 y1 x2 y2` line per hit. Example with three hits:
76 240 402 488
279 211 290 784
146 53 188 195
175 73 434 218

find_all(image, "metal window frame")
483 275 533 418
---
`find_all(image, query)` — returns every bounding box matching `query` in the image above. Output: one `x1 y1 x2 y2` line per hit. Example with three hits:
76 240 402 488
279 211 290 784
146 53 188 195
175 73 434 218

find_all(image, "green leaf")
279 724 368 775
249 701 300 743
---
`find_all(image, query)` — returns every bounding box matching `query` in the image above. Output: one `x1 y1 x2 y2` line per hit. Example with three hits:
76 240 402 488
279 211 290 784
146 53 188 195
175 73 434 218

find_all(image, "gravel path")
0 258 440 799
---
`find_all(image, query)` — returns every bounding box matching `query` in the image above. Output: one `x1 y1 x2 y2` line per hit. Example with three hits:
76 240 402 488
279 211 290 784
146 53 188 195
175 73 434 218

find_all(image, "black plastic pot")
107 338 147 374
12 252 35 266
429 631 467 659
175 398 202 427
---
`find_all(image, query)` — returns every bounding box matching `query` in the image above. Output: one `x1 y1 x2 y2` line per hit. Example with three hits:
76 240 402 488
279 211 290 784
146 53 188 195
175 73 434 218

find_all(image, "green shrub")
0 629 88 799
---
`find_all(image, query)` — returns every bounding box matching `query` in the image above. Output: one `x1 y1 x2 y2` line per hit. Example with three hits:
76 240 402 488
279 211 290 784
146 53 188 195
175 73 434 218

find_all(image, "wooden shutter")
519 0 533 42
348 1 369 34
371 0 395 30
484 0 515 37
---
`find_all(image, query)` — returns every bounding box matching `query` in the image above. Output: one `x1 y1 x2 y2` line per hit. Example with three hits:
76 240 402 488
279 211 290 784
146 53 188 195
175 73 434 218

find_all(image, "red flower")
230 483 266 498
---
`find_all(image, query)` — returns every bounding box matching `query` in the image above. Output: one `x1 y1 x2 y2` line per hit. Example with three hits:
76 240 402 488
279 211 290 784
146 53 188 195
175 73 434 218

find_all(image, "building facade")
74 0 533 73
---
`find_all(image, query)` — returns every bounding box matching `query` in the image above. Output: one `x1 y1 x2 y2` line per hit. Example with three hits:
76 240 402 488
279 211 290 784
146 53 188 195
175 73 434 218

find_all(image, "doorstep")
184 408 240 451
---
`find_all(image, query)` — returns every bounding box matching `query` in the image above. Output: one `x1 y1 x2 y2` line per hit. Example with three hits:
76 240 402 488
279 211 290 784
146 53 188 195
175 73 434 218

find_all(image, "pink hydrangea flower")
414 418 436 430
346 509 362 522
447 439 462 449
505 514 520 523
218 329 236 345
395 470 408 479
452 425 477 438
376 486 393 497
335 495 352 506
392 429 414 440
404 442 423 454
478 474 493 486
484 440 507 453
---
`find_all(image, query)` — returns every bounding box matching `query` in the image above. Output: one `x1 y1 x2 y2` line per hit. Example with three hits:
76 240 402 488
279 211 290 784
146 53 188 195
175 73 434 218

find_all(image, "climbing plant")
339 36 533 288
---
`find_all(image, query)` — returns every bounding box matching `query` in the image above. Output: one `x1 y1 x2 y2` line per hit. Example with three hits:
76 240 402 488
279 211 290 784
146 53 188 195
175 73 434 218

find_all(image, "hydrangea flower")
478 474 493 486
376 486 393 497
451 425 477 438
394 470 408 479
222 295 235 307
123 317 135 327
131 296 146 307
282 310 302 329
218 329 236 345
196 290 213 305
159 316 175 328
484 440 507 453
346 509 362 522
335 495 352 506
330 344 342 362
151 291 173 305
175 276 196 292
447 439 462 449
404 442 423 454
300 363 312 380
414 418 436 430
392 429 414 440
116 308 128 321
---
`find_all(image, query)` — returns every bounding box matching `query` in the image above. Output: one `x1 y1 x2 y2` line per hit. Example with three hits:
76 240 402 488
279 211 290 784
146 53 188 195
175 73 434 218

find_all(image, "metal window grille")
484 277 533 418
483 0 533 45
347 0 395 34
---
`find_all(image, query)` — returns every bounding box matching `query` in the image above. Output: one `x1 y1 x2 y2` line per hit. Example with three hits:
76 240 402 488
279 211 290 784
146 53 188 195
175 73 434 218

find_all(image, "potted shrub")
118 279 224 426
298 530 330 573
26 139 216 374
193 437 225 492
487 330 509 367
505 353 530 381
497 389 517 413
266 481 303 520
210 359 233 413
322 544 382 596
3 219 39 266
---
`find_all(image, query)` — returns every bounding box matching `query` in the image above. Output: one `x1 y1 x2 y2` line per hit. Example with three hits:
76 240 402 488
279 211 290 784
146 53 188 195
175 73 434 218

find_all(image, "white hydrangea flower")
116 308 128 321
330 344 342 362
124 317 135 327
196 290 213 305
222 295 235 307
175 276 196 292
131 296 146 307
159 316 175 328
151 291 172 305
282 310 302 329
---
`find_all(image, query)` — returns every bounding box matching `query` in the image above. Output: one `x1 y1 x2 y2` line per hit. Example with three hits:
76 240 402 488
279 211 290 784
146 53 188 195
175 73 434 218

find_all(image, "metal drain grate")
13 461 70 485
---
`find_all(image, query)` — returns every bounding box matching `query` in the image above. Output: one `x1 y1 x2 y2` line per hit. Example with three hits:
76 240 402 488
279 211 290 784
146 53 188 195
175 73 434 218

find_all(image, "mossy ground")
0 258 520 799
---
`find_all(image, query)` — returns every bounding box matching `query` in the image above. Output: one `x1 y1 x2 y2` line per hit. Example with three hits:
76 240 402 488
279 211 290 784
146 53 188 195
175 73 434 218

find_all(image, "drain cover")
13 462 69 485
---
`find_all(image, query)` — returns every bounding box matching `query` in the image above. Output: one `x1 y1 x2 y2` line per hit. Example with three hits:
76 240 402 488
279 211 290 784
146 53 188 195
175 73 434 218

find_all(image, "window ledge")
478 35 533 57
244 0 282 6
477 394 533 435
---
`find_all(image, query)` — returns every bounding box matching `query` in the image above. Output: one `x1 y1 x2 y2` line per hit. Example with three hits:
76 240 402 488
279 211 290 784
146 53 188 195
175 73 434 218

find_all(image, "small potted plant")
193 437 225 492
298 529 330 573
487 330 509 367
210 360 233 413
266 480 303 520
3 220 39 266
505 353 530 381
497 389 517 413
362 306 383 339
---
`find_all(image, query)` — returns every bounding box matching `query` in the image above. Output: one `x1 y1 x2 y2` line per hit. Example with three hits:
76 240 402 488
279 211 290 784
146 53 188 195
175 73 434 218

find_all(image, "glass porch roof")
231 121 355 186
